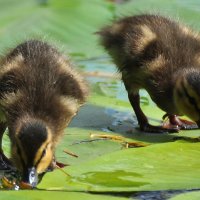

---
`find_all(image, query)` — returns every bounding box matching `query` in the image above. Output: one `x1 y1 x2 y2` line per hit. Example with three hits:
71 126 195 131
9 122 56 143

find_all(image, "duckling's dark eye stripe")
181 82 200 114
35 144 48 168
35 155 43 168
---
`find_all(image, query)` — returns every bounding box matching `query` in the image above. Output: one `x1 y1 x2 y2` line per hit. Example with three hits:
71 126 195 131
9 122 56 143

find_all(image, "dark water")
132 189 200 200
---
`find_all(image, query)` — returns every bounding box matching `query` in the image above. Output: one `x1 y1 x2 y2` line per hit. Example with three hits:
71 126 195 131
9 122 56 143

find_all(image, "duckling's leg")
127 92 179 133
0 122 12 170
163 114 198 130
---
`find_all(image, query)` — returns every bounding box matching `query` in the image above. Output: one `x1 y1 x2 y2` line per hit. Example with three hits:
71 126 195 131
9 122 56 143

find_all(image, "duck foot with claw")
127 93 179 134
140 123 179 134
163 114 198 130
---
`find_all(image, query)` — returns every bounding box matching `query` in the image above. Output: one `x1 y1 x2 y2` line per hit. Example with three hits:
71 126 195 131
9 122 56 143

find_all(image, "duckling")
98 14 200 133
0 40 88 187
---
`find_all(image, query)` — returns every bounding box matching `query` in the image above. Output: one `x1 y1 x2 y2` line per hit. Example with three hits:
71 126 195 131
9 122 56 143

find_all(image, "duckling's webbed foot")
163 114 198 130
127 92 179 133
141 123 179 133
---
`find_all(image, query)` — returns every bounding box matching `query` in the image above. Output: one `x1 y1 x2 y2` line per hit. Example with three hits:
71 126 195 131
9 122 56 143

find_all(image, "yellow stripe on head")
34 127 53 174
174 76 200 122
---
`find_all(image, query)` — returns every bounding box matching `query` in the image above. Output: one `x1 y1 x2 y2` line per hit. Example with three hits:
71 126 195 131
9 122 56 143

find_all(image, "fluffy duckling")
0 40 88 187
98 14 200 133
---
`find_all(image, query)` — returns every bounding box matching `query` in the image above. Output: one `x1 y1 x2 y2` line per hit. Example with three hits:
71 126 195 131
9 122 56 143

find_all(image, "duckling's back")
98 14 200 113
0 40 88 140
99 14 200 70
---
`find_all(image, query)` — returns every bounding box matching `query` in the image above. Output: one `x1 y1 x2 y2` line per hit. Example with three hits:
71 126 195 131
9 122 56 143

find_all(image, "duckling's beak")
22 167 38 188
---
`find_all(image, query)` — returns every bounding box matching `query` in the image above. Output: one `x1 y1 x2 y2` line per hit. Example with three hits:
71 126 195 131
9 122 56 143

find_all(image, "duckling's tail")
96 22 123 50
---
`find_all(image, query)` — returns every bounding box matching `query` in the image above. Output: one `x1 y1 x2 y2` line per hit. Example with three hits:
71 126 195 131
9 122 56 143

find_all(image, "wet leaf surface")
39 141 200 192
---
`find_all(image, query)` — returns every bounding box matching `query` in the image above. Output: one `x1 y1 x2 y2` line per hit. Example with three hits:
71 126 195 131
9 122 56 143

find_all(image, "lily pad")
0 0 113 59
1 1 200 199
170 191 200 200
0 191 129 200
39 141 200 192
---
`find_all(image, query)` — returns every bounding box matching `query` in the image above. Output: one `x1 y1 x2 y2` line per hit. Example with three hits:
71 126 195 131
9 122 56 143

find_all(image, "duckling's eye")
41 149 46 158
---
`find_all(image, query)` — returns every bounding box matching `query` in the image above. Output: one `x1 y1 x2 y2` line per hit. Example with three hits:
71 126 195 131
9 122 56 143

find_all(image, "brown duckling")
98 14 200 133
0 40 88 187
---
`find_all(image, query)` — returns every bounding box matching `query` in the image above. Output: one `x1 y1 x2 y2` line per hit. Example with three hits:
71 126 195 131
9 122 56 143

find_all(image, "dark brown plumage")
0 40 88 186
98 14 200 133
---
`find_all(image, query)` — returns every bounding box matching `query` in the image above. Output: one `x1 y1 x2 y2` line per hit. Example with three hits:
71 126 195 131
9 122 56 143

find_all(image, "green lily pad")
39 141 200 192
115 0 200 29
0 191 129 200
170 191 200 200
1 0 200 199
0 0 113 59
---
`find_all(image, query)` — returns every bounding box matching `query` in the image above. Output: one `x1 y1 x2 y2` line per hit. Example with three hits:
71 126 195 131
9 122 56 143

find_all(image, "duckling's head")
174 69 200 126
11 120 54 187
